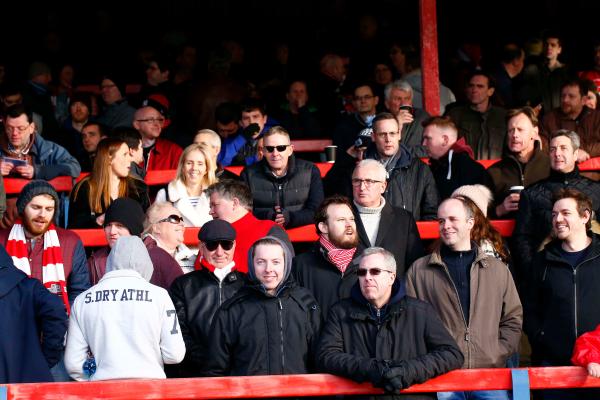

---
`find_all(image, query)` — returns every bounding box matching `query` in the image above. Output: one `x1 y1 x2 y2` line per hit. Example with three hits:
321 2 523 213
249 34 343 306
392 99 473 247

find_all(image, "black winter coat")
0 247 68 383
353 202 424 277
204 280 321 376
292 242 359 319
382 146 439 221
241 156 324 228
512 167 600 281
169 267 246 376
317 281 464 399
429 151 493 201
524 234 600 365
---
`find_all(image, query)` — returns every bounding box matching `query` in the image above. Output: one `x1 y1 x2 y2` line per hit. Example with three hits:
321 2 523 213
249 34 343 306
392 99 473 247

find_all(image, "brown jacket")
487 141 550 207
405 246 522 369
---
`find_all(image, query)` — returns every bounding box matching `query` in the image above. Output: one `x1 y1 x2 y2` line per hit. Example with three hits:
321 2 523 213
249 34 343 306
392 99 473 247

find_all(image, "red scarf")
195 256 237 273
319 235 357 273
6 219 70 314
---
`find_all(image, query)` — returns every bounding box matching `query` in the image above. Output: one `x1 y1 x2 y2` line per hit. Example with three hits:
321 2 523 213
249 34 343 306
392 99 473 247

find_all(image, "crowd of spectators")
1 25 600 400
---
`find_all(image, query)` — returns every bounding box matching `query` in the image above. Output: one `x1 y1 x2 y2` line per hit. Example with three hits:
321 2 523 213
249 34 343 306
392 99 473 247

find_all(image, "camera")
354 127 373 148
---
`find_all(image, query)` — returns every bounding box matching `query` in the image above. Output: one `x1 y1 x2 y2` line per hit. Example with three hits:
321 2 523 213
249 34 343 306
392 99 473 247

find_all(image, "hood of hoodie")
106 236 154 281
449 137 474 158
0 244 27 297
247 235 294 296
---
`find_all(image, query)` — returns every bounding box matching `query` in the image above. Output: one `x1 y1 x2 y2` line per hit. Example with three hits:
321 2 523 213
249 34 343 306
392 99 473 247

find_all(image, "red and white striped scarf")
319 235 357 274
6 219 70 314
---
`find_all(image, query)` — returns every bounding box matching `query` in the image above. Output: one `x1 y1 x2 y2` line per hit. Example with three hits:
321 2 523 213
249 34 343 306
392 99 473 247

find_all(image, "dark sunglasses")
264 145 290 153
205 240 235 251
357 268 393 277
155 214 184 224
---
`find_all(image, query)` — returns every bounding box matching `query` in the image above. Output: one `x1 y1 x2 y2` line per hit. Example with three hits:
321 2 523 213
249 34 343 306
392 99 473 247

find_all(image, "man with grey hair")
351 159 423 276
317 246 464 395
383 80 429 156
65 236 185 381
406 198 522 400
513 129 600 283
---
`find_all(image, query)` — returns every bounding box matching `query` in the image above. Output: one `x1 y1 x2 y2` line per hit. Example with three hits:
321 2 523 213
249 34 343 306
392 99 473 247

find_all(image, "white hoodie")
64 236 185 381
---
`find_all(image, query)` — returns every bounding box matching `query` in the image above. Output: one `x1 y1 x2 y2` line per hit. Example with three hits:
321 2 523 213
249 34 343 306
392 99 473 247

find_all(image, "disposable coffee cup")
325 145 337 163
509 185 525 195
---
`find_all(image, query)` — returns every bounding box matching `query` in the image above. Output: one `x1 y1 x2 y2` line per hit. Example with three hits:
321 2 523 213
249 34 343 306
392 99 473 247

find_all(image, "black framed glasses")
357 268 393 277
205 240 234 251
351 178 383 188
155 214 184 224
264 145 290 153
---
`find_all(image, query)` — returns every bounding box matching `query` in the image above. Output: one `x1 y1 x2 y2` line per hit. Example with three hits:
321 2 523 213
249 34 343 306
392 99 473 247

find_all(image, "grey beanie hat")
17 180 59 216
247 235 294 296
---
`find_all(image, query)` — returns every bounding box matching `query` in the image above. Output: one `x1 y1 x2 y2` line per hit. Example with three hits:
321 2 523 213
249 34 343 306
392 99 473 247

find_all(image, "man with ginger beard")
292 195 360 318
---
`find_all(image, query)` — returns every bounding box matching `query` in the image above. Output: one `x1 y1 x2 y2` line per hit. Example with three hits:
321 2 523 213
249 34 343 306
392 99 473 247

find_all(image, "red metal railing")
2 367 599 399
4 157 600 194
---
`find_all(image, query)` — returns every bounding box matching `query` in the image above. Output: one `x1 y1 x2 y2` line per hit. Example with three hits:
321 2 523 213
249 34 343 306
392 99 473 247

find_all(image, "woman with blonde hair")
155 143 216 227
68 137 150 228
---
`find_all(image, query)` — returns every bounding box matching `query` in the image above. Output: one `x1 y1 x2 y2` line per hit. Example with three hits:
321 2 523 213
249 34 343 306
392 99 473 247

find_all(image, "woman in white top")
155 143 217 227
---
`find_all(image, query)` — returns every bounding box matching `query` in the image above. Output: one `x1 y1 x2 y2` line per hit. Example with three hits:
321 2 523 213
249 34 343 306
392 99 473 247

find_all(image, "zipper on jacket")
572 268 578 338
278 298 285 373
441 264 472 368
218 280 223 306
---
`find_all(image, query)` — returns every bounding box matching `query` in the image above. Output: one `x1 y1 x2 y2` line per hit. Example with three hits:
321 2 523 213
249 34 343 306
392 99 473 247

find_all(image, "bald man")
133 106 182 171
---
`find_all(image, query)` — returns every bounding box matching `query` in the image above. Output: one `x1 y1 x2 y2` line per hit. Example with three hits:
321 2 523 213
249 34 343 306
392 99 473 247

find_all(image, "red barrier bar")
5 367 600 399
73 220 515 247
4 176 73 194
580 157 600 171
75 84 141 96
291 139 332 152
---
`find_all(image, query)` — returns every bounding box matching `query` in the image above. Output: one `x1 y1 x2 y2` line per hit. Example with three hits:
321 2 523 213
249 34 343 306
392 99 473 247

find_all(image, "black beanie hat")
103 198 145 236
100 71 127 99
17 180 60 217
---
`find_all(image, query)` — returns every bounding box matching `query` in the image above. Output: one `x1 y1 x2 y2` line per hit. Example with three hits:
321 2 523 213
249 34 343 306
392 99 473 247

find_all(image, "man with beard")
0 180 90 381
292 195 359 319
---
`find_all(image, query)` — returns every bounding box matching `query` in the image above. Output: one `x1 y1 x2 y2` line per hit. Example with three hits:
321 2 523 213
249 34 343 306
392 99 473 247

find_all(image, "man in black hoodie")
317 247 463 398
422 116 493 200
0 245 67 383
204 236 321 376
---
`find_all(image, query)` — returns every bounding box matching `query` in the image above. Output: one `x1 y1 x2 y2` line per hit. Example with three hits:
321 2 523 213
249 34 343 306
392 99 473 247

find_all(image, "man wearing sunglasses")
241 126 324 229
406 198 522 400
317 247 463 395
87 198 182 290
169 219 245 377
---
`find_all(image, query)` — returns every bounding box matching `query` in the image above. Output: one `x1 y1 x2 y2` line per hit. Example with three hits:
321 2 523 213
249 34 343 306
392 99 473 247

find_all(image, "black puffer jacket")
204 279 321 376
169 266 246 376
524 234 600 365
512 167 600 281
241 155 324 228
317 281 464 400
292 242 359 319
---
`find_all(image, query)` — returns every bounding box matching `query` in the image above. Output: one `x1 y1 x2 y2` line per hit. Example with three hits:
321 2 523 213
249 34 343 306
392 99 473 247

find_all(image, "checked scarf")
319 235 356 274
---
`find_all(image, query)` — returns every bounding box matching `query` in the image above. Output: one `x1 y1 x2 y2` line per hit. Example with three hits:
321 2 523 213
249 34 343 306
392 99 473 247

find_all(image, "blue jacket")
0 245 68 383
218 117 280 167
0 134 81 180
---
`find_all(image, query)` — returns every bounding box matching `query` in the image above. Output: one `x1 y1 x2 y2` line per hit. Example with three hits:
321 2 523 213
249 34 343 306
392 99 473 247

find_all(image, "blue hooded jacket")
0 244 67 383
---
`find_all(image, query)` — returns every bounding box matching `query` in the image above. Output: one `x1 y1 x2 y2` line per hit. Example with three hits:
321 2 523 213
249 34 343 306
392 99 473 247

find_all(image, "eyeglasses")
354 95 374 101
374 131 399 138
204 240 234 251
136 117 165 124
264 145 290 153
357 268 394 277
5 124 31 134
351 178 383 188
155 214 184 224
